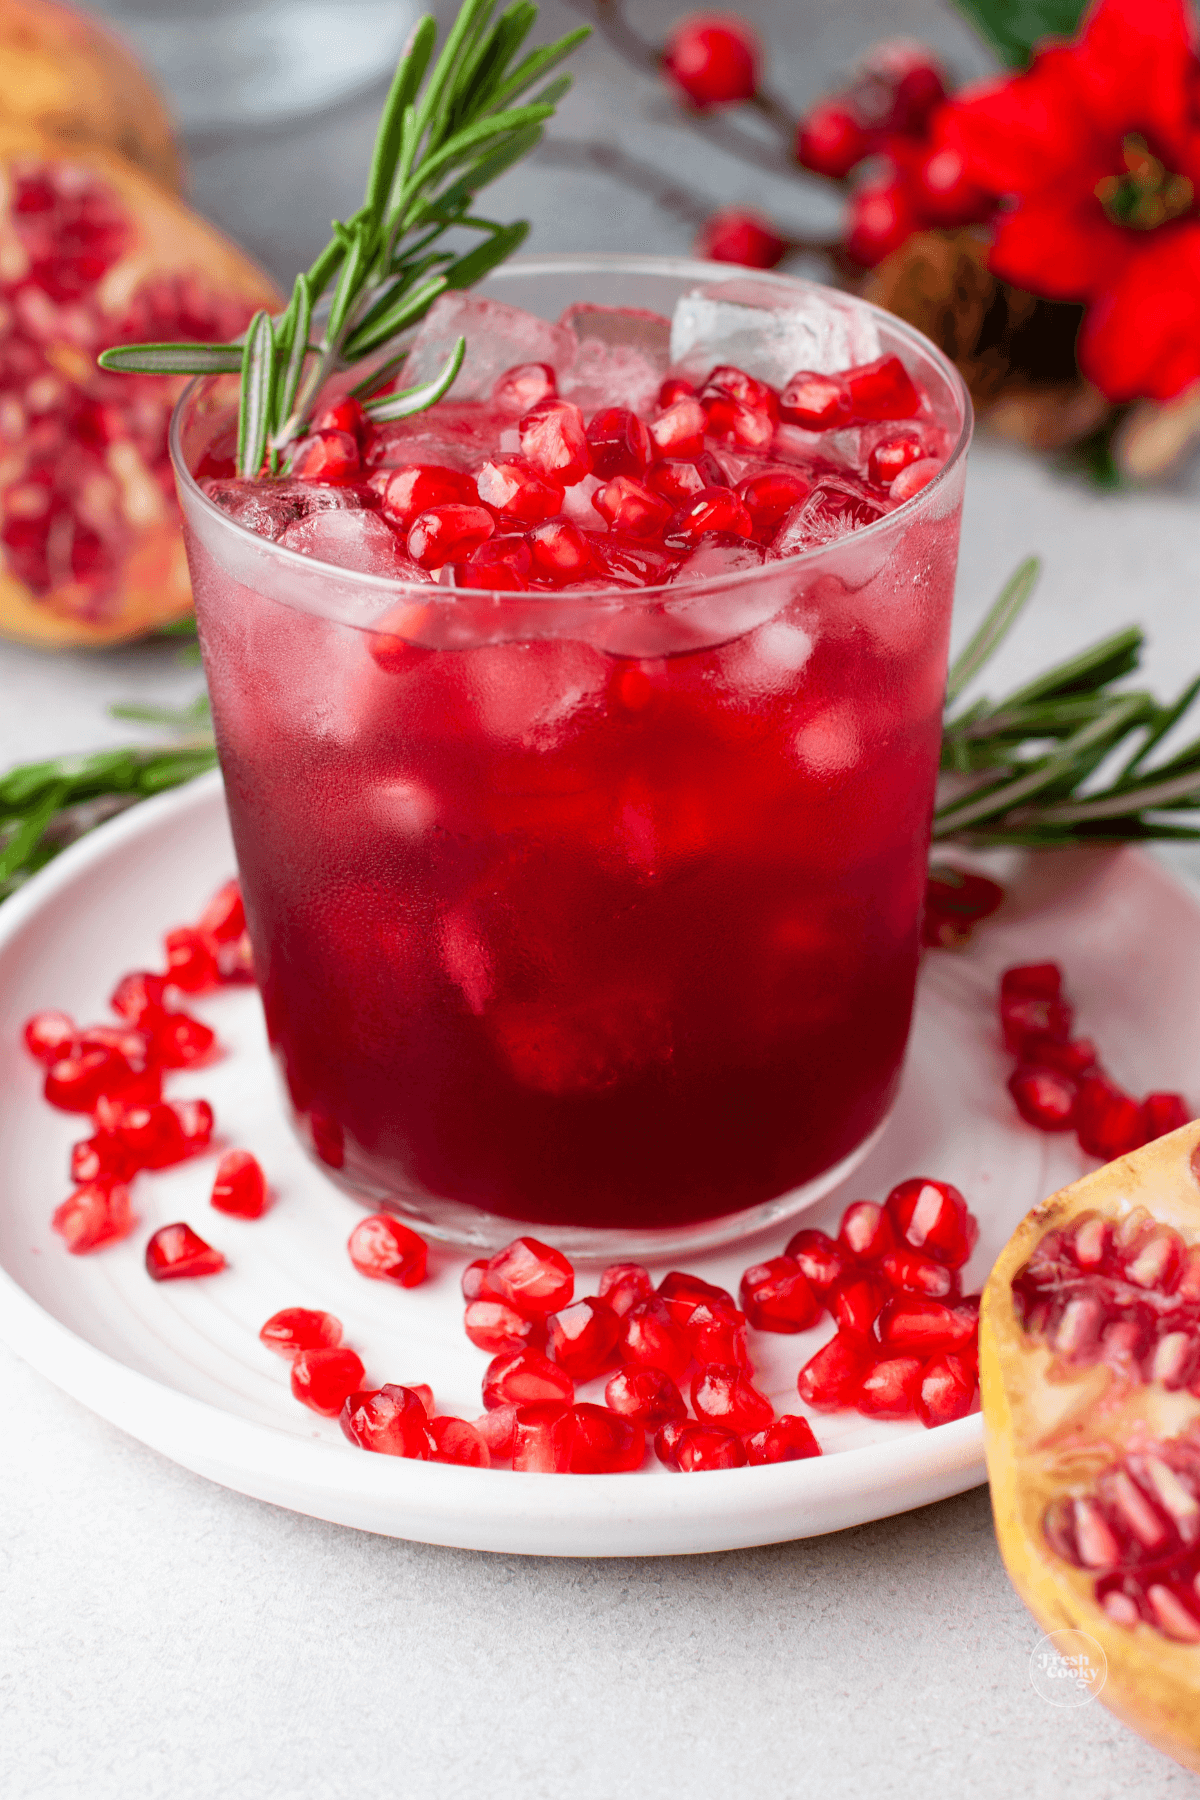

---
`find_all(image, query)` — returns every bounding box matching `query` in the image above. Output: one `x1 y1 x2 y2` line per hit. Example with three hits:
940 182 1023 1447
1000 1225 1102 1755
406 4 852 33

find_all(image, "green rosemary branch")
96 1 588 475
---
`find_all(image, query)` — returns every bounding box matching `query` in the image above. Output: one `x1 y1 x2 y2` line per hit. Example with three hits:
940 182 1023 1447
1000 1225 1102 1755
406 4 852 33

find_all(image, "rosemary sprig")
97 2 588 475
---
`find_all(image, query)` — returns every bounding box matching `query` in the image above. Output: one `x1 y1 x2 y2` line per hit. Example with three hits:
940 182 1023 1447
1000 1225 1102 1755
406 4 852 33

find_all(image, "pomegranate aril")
737 468 811 538
163 925 218 993
176 1098 215 1155
1022 1035 1098 1078
592 475 672 538
315 398 364 439
877 1248 959 1300
597 1261 654 1318
1001 994 1074 1054
528 519 596 584
699 390 774 451
259 1307 343 1358
569 1403 646 1474
585 406 651 478
109 971 167 1026
70 1131 133 1184
1075 1074 1145 1161
1001 963 1063 1001
885 1177 977 1268
649 397 706 459
145 1222 226 1281
857 1356 924 1419
474 1404 519 1459
915 1353 977 1427
659 376 696 407
604 1366 687 1427
739 1255 820 1332
197 878 246 943
691 1362 774 1432
890 459 941 502
838 1199 896 1261
745 1415 822 1464
464 1298 541 1354
462 1258 501 1302
867 436 924 488
379 464 478 527
340 1385 435 1457
117 1100 189 1169
830 1273 888 1336
52 1180 134 1253
23 1009 77 1063
482 1347 574 1410
519 398 591 485
512 1401 574 1472
493 360 557 414
407 504 494 568
292 429 360 482
429 1415 491 1468
546 1296 621 1381
646 452 727 506
797 1331 876 1411
1123 1224 1184 1292
656 1422 747 1472
878 1294 980 1356
211 1148 268 1218
657 1270 733 1328
1009 1065 1077 1131
779 370 851 430
475 456 564 525
684 1300 751 1369
453 533 531 591
619 1298 691 1380
154 1012 217 1068
844 355 920 421
485 1235 574 1317
663 15 758 108
291 1346 366 1416
666 486 753 544
784 1227 847 1297
45 1046 135 1112
346 1214 428 1287
1143 1093 1190 1140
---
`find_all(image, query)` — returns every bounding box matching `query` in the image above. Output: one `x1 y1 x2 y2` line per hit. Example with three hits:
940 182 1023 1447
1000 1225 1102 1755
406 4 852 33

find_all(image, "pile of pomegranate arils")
1000 961 1189 1160
201 338 945 590
22 877 988 1474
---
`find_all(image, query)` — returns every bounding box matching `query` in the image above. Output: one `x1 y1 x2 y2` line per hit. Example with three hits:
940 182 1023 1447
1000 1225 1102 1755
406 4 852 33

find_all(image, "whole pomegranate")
0 123 278 647
0 0 181 191
983 1118 1200 1774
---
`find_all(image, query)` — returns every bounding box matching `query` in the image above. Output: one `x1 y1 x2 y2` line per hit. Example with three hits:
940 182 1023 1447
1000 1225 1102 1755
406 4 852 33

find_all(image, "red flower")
945 0 1200 401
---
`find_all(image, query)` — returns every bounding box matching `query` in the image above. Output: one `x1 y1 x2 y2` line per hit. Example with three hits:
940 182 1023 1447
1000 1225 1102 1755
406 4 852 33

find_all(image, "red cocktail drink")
173 258 971 1251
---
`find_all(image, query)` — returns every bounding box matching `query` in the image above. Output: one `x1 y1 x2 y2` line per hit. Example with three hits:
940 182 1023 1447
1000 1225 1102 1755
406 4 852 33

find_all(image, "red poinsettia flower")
943 0 1200 402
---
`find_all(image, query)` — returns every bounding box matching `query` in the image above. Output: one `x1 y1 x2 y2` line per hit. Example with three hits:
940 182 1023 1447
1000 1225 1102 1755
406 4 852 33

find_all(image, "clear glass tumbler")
171 254 972 1256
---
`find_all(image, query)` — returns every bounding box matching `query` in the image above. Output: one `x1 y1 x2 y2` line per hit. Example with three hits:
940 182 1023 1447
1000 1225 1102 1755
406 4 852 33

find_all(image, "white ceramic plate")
2 770 1199 1555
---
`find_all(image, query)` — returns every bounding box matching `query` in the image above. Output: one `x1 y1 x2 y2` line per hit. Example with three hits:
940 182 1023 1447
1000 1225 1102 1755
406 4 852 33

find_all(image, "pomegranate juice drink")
174 259 971 1249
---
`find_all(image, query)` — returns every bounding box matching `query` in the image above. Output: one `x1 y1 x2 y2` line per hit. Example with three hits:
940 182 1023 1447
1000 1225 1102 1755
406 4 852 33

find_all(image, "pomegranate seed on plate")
1022 1035 1098 1077
292 429 360 482
784 1227 848 1297
519 398 591 485
407 503 494 568
70 1131 133 1184
175 1098 214 1153
164 925 218 993
877 1247 959 1300
464 1298 541 1354
684 1299 751 1368
292 1347 366 1416
604 1366 687 1426
691 1362 774 1432
570 1403 646 1473
197 878 245 943
45 1046 136 1112
662 15 758 107
830 1273 888 1336
546 1296 621 1380
52 1180 134 1253
259 1308 343 1358
797 1331 876 1410
838 1199 896 1261
649 397 706 458
857 1356 925 1418
482 1347 574 1410
868 436 924 488
379 464 478 527
619 1298 691 1379
475 455 564 524
23 1008 77 1063
116 1099 190 1169
340 1385 436 1456
512 1401 575 1472
154 1011 217 1068
493 360 557 414
597 1261 654 1317
914 1353 977 1427
1075 1074 1146 1160
1001 993 1074 1054
1009 1065 1077 1131
1142 1093 1189 1141
877 1294 980 1355
1001 963 1063 1001
745 1415 822 1464
657 1270 733 1328
462 1258 502 1301
844 355 920 421
427 1416 490 1467
474 1404 519 1459
528 519 596 584
145 1222 226 1281
779 370 851 430
585 406 652 478
656 1421 747 1472
885 1177 977 1267
739 1256 821 1331
347 1214 428 1286
592 474 672 537
211 1148 268 1217
109 971 167 1026
666 486 753 543
485 1235 574 1316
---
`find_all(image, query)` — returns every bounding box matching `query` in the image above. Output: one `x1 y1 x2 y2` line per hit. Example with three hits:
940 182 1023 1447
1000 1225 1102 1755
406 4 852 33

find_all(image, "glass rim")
169 251 974 608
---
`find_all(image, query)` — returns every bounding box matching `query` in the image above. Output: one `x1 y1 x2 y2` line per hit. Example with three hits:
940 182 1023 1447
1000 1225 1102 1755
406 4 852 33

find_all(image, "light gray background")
4 4 1200 1795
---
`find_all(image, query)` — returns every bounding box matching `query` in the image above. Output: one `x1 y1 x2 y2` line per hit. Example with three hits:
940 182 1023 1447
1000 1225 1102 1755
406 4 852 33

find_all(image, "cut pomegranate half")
0 124 278 649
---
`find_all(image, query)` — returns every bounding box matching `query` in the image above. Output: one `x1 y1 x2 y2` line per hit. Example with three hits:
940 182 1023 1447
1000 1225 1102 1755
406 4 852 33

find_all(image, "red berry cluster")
22 877 266 1268
662 14 759 110
1002 962 1190 1159
794 40 990 266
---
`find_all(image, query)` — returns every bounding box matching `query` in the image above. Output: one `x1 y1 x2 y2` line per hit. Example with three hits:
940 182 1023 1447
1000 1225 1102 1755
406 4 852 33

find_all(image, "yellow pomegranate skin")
982 1119 1200 1775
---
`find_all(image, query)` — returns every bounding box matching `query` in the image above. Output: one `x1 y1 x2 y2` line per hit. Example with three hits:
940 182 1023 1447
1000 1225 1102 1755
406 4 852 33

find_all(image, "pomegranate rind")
0 0 182 192
0 121 279 648
982 1119 1200 1775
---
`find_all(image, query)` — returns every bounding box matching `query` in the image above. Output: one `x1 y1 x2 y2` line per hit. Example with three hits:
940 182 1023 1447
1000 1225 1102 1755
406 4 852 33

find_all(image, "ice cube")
772 481 886 555
201 477 375 541
793 707 863 777
401 292 576 399
278 508 421 577
669 279 881 388
559 305 671 417
666 536 766 583
457 638 610 747
363 400 508 473
715 618 815 698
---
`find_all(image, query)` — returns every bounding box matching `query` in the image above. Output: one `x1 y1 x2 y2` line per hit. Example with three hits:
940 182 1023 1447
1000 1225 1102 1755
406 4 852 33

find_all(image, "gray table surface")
5 4 1200 1795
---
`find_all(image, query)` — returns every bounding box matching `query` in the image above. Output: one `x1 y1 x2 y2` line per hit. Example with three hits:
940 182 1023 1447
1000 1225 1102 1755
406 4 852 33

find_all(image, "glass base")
305 1109 895 1263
